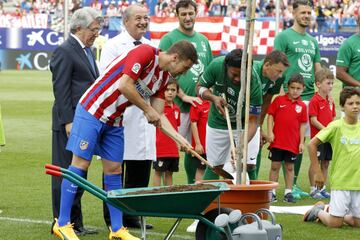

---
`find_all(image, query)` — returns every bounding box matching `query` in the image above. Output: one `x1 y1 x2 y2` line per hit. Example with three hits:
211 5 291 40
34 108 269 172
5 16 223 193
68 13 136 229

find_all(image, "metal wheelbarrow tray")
45 164 230 239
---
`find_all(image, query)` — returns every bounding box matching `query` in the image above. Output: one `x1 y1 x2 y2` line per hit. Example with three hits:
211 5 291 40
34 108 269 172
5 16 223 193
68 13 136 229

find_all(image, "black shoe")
283 192 296 203
124 220 153 229
73 226 99 236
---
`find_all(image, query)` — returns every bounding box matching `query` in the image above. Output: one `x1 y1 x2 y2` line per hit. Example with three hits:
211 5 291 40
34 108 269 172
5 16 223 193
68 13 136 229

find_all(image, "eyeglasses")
87 27 102 35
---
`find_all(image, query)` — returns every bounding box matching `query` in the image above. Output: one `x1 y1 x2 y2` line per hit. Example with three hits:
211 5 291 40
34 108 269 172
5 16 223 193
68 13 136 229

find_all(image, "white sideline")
270 205 329 215
0 215 193 239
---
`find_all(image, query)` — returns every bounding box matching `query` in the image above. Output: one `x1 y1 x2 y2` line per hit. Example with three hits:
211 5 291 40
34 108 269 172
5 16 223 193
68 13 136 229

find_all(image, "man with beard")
159 0 213 187
273 0 321 199
99 4 154 229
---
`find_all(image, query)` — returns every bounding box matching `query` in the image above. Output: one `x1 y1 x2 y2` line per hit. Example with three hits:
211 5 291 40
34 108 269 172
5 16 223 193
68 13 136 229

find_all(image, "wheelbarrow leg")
164 218 182 240
140 216 147 240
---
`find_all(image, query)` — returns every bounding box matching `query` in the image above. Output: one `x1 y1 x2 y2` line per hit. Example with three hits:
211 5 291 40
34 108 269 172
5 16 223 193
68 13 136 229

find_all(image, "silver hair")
70 7 104 33
123 4 148 22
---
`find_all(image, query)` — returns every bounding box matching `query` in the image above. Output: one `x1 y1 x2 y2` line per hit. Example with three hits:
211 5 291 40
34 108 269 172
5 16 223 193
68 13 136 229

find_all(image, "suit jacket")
50 35 99 131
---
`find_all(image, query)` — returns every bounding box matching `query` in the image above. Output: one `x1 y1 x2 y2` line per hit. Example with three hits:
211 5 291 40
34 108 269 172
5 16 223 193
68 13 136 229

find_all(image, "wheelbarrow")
45 164 232 240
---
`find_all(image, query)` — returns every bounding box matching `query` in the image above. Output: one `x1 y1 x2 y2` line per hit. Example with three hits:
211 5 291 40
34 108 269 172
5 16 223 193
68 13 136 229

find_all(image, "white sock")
272 189 276 195
284 189 292 195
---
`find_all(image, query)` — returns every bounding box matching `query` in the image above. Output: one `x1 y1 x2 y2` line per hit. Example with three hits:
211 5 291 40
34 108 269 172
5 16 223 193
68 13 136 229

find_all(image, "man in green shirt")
251 51 290 180
336 15 360 88
159 0 213 185
274 0 321 197
304 87 360 228
196 49 263 180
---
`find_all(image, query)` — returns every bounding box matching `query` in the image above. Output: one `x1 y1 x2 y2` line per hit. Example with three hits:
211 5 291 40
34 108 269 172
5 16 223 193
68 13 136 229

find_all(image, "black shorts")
153 157 179 172
317 142 332 161
268 148 297 163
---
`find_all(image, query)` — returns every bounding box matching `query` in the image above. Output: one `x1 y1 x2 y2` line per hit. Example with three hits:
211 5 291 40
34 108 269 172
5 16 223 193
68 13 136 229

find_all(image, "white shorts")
303 100 310 138
206 125 259 168
329 190 360 218
179 112 192 143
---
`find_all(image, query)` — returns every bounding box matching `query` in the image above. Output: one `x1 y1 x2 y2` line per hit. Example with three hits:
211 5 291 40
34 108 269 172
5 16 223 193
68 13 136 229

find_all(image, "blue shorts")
66 104 124 162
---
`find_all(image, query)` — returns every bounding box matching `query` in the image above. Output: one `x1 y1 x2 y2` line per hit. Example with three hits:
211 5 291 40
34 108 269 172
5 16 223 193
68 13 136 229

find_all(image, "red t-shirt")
309 92 336 138
267 94 308 154
189 100 210 152
156 102 180 157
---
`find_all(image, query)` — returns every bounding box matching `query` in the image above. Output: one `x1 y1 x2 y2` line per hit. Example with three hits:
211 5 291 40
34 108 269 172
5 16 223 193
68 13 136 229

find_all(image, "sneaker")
283 192 296 203
320 189 330 199
52 218 79 240
186 220 199 233
270 192 277 203
293 185 310 197
292 191 301 200
310 189 325 199
303 201 325 222
109 227 140 240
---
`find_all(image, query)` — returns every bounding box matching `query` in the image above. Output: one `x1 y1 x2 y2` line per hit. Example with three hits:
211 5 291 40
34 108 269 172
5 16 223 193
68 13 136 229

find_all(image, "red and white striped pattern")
149 16 224 55
80 45 168 126
149 17 282 55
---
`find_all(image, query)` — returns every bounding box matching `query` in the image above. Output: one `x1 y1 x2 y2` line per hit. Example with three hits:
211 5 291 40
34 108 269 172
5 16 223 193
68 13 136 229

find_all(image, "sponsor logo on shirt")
320 106 325 110
280 105 286 108
293 41 300 45
227 87 235 96
132 63 141 74
135 79 153 100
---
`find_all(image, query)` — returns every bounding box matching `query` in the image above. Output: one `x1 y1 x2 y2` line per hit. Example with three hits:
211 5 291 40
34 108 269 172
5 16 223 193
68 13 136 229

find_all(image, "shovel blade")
212 167 234 179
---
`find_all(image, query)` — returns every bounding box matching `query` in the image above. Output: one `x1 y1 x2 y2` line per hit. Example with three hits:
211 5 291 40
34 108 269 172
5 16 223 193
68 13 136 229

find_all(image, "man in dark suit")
50 7 103 236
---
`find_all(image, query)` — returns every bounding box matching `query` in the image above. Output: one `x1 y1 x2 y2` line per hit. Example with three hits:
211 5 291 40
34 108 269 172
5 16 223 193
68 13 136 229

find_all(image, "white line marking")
0 216 193 239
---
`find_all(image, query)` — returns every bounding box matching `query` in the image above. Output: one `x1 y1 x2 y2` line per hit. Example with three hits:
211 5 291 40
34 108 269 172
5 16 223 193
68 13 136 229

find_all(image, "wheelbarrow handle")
45 164 61 171
46 169 62 177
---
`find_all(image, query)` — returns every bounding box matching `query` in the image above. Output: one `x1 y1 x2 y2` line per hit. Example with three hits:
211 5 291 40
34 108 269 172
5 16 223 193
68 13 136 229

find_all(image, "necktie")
133 40 142 46
84 47 96 73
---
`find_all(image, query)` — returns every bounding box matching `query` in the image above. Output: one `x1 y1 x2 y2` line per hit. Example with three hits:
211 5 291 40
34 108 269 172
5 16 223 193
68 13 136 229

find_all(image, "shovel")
160 126 233 179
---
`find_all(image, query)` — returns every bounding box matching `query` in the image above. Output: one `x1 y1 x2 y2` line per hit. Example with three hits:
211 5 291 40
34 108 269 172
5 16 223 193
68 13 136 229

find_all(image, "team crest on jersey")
132 63 141 74
79 140 89 150
174 110 179 120
151 75 158 83
158 161 163 167
295 104 302 113
301 39 308 46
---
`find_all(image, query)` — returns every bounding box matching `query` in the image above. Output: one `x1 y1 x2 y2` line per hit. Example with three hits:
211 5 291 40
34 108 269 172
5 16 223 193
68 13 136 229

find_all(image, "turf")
0 70 359 239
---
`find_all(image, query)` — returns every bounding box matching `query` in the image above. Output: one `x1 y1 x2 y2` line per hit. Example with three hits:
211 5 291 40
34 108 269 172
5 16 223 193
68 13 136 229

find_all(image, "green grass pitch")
0 70 359 239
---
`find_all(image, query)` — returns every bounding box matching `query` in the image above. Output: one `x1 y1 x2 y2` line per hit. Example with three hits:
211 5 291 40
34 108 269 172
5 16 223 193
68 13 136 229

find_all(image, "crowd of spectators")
1 0 359 32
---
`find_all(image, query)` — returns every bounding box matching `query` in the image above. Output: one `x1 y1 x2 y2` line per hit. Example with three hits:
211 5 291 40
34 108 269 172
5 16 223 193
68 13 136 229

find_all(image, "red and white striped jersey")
80 45 170 127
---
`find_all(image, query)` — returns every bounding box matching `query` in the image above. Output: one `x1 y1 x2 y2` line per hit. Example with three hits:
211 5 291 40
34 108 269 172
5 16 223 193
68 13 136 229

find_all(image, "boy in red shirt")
153 80 181 186
189 99 210 182
267 74 307 203
308 67 336 199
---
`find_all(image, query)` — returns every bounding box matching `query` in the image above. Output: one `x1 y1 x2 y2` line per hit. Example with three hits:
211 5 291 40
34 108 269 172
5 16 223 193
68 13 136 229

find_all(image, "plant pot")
200 180 279 214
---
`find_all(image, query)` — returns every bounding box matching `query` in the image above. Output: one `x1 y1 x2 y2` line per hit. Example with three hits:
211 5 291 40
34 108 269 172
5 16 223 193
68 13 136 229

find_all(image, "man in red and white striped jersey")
55 40 197 240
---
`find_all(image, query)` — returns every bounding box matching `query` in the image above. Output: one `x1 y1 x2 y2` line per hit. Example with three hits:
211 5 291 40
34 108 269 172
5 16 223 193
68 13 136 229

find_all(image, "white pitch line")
0 216 193 239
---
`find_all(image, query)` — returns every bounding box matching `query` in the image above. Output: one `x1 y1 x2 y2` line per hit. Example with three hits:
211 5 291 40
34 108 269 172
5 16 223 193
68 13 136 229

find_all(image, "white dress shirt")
99 30 156 161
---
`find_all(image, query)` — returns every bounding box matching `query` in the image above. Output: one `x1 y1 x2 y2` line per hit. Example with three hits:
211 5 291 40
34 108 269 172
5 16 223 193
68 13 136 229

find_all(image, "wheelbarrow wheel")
195 208 233 240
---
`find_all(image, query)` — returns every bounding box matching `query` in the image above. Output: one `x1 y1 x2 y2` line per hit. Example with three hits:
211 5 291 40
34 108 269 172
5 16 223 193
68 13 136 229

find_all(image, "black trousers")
51 129 85 229
103 160 152 226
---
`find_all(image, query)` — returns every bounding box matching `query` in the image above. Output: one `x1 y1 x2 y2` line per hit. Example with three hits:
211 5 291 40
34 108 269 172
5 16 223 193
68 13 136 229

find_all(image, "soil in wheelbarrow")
123 184 219 196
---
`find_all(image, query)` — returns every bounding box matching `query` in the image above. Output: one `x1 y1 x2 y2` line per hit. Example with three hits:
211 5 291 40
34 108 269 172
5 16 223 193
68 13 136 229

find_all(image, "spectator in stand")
106 2 119 17
220 0 228 16
153 80 181 186
91 0 102 11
